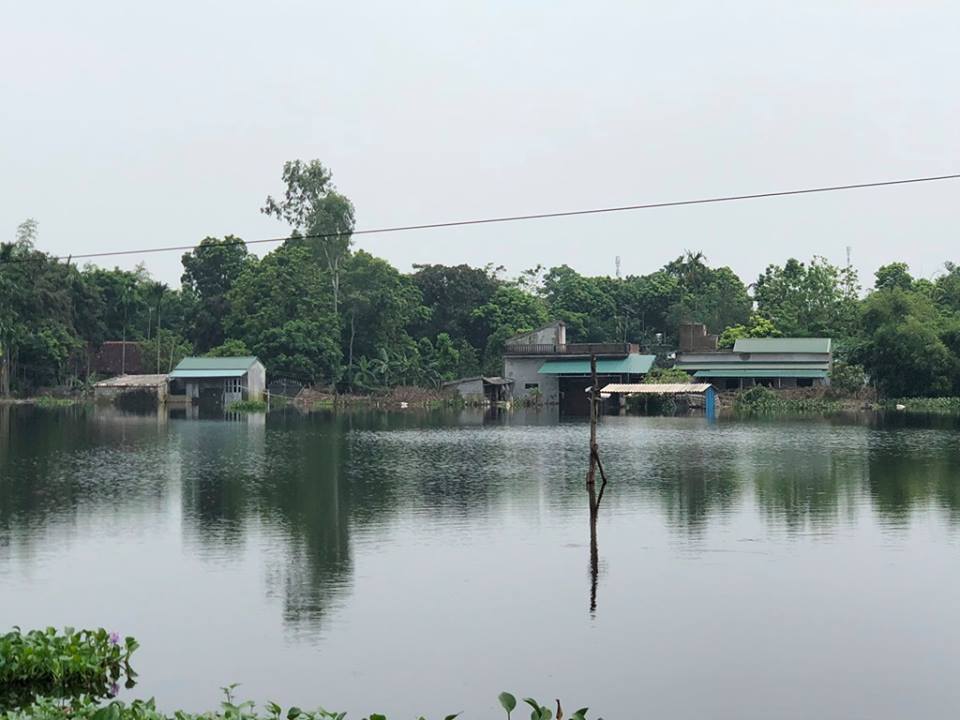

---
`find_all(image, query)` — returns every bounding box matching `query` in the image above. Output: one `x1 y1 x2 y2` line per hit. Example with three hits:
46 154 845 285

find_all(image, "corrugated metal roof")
693 369 827 378
94 374 168 388
168 368 248 379
602 383 715 394
174 356 259 371
169 356 259 379
538 353 656 375
676 363 829 371
732 338 832 353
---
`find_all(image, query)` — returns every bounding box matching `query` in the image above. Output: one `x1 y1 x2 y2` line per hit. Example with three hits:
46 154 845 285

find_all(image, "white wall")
245 362 266 401
504 357 560 404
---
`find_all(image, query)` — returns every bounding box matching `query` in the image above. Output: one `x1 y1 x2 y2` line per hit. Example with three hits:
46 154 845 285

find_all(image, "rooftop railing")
503 342 638 356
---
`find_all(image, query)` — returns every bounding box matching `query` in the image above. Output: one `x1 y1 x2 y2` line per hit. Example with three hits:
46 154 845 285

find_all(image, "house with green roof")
168 356 266 405
675 337 832 390
501 321 656 412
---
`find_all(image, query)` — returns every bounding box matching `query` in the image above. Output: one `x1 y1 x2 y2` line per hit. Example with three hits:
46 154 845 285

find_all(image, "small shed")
168 356 266 405
442 376 514 404
94 374 169 406
602 383 718 416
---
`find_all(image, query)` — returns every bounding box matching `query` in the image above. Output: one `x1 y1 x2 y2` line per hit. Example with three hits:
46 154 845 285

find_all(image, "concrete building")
676 337 832 390
502 322 656 412
168 356 266 405
441 376 513 404
678 323 719 353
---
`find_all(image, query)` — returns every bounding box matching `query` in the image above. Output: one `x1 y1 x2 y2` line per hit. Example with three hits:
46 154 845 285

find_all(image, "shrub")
828 361 867 396
644 367 691 384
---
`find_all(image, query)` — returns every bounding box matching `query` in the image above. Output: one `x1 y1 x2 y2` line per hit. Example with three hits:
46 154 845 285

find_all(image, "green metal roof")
538 353 656 375
169 356 259 379
169 368 247 379
693 369 827 378
676 363 829 371
732 338 832 353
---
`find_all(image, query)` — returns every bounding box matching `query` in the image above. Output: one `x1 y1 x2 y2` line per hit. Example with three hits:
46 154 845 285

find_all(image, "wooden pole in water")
586 353 598 489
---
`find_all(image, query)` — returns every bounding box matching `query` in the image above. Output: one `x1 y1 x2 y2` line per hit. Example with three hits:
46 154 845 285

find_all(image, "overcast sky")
2 1 958 288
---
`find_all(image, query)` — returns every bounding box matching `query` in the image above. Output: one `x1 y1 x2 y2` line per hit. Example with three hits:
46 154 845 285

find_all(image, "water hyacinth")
0 693 597 720
0 627 138 709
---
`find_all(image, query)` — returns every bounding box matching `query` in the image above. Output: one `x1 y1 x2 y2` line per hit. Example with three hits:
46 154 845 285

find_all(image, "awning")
693 369 827 378
538 353 656 375
602 383 715 394
168 369 247 379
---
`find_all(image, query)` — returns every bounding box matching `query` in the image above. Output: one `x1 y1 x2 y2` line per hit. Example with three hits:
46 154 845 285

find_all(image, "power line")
5 171 960 264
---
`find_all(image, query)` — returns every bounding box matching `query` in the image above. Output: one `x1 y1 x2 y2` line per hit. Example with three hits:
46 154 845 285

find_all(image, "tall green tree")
411 263 501 352
261 160 355 320
856 287 958 397
472 285 549 374
181 236 251 352
754 256 859 338
542 265 616 341
340 251 425 389
664 252 751 335
225 244 340 384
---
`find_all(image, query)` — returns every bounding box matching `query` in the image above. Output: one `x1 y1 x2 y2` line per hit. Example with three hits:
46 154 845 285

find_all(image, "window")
224 377 242 394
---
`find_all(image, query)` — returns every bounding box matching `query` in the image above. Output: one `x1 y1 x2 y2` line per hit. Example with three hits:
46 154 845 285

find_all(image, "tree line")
3 159 960 398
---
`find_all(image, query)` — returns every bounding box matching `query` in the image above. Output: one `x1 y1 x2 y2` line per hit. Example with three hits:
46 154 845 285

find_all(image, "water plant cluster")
0 628 138 709
881 396 960 413
732 385 842 415
3 692 593 720
226 400 269 412
1 629 596 719
34 397 78 409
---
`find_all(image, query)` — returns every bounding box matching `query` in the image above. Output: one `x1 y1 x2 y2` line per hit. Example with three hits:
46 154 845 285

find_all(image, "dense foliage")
3 161 960 398
0 628 137 709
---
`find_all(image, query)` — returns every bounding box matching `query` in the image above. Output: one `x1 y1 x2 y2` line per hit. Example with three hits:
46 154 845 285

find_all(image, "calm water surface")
2 405 960 719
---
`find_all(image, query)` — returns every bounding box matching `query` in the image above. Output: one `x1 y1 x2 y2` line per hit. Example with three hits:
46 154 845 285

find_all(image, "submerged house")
503 322 656 412
168 356 266 405
442 376 514 404
93 374 169 406
676 337 832 390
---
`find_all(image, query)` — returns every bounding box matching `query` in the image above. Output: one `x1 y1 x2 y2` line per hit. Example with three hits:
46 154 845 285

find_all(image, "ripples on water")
1 405 959 719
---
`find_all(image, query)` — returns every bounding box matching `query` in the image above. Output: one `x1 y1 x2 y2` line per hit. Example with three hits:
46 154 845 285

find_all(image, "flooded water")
2 405 960 719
